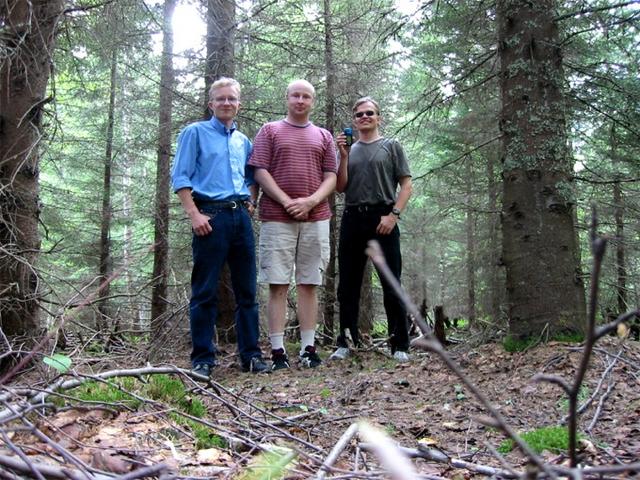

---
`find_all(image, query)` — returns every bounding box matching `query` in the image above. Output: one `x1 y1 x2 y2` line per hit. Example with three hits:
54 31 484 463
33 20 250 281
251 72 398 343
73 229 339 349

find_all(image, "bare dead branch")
365 240 556 479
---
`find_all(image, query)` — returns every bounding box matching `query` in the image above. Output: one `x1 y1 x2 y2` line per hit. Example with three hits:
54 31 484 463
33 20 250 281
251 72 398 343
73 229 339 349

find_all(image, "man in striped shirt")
250 79 337 371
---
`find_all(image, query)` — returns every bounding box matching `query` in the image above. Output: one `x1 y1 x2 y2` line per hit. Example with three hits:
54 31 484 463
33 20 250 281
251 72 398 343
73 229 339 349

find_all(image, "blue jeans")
190 204 261 367
337 206 409 353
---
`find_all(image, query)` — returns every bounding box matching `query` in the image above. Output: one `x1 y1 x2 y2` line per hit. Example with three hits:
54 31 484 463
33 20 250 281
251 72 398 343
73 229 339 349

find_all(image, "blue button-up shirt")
171 116 254 200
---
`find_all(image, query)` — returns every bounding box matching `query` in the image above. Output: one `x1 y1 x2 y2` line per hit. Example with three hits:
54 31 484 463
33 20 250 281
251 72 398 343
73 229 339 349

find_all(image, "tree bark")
497 0 586 338
150 0 176 342
321 0 337 344
486 146 502 320
0 0 64 336
359 262 374 335
465 156 476 324
610 127 626 314
204 0 235 117
204 0 237 341
97 47 117 331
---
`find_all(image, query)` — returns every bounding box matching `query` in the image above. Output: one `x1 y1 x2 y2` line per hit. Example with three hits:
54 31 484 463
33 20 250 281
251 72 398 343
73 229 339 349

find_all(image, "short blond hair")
208 77 241 102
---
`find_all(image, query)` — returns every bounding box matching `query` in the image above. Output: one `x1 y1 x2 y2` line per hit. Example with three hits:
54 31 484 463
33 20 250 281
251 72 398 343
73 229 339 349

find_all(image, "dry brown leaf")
91 450 132 473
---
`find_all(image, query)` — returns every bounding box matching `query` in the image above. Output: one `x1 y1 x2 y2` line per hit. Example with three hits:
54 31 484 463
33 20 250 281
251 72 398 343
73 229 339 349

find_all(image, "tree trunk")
204 0 237 341
321 0 337 344
497 0 586 338
359 262 374 335
204 0 235 117
610 126 626 314
0 0 64 336
465 156 476 324
486 146 502 320
150 0 176 344
97 48 117 332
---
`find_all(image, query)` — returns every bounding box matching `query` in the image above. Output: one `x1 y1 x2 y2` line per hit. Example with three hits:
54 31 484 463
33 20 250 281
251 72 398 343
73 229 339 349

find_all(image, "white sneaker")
393 351 410 363
329 347 350 360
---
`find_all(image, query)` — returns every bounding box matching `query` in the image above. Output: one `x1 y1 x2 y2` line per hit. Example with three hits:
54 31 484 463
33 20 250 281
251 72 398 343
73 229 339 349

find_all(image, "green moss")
71 378 141 409
498 425 578 454
503 330 584 352
67 374 215 448
503 336 537 352
553 331 584 343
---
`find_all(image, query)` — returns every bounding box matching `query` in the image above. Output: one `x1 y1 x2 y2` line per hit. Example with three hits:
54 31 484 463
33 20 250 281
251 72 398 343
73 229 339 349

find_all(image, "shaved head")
286 79 315 98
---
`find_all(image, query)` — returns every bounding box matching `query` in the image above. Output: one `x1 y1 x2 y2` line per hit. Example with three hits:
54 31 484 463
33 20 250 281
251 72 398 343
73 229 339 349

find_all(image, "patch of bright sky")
149 0 205 58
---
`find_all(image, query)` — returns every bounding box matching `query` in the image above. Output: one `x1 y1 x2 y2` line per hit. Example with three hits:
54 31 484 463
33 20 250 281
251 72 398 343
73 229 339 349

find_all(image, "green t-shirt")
343 137 411 206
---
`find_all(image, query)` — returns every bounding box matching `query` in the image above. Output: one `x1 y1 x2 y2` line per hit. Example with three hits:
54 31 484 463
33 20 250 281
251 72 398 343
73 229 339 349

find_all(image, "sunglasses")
354 110 377 118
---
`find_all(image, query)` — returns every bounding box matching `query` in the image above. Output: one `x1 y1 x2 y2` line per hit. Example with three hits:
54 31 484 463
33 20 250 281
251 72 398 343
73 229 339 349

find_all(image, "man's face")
209 86 240 123
353 101 380 132
286 82 315 118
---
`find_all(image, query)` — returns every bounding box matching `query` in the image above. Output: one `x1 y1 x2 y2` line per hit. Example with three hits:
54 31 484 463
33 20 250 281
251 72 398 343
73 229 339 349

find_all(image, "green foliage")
236 448 296 480
170 414 226 450
553 331 584 343
371 320 387 338
557 386 590 413
502 336 537 353
503 330 584 352
453 384 466 401
43 354 72 373
320 387 332 399
72 377 141 408
68 374 219 448
497 426 578 455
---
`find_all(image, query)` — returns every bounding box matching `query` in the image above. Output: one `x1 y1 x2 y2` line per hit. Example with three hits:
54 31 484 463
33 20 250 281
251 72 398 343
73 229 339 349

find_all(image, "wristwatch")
391 207 401 218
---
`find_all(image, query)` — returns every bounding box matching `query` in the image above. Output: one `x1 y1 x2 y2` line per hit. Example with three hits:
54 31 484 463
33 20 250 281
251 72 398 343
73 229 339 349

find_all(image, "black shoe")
271 348 290 371
192 363 213 378
243 356 269 373
299 345 322 368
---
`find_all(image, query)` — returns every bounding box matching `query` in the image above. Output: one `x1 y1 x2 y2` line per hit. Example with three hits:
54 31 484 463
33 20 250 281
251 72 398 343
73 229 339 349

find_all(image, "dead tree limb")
366 240 556 479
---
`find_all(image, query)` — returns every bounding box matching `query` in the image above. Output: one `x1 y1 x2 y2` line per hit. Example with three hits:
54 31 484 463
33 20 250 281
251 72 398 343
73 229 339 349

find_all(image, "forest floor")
3 334 640 479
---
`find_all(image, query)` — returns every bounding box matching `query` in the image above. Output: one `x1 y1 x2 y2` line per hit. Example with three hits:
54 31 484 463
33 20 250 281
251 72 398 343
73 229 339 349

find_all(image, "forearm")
254 168 291 206
393 177 413 212
308 172 337 206
336 155 349 193
177 188 198 217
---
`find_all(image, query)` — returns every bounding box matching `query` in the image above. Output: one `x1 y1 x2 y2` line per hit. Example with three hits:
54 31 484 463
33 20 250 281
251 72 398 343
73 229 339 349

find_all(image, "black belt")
196 200 246 209
345 204 392 214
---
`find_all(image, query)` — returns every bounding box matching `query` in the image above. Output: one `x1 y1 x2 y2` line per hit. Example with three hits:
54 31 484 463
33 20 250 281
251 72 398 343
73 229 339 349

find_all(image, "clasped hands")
284 197 314 221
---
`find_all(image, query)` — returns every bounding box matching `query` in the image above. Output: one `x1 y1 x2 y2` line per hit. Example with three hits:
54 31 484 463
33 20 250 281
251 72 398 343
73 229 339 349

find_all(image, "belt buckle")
229 201 238 209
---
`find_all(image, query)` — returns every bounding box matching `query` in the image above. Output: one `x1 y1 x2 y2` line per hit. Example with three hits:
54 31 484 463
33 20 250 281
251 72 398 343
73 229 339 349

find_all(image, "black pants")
336 206 409 353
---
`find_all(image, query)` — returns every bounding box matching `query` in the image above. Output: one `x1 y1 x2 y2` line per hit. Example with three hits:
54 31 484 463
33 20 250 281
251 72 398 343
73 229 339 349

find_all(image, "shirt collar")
210 116 237 134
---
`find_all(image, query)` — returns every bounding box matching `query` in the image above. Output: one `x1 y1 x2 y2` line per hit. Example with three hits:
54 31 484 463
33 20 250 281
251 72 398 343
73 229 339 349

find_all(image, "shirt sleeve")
248 124 272 169
391 139 411 179
321 130 338 174
171 125 199 192
244 139 255 187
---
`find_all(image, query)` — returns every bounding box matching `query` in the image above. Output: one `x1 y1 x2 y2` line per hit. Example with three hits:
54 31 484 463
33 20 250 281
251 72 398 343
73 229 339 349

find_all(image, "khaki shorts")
258 220 330 285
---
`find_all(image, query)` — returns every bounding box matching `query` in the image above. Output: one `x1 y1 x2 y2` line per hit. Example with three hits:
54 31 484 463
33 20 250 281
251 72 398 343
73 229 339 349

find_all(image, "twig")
360 443 520 478
316 423 359 480
586 380 616 432
114 463 170 480
366 240 556 478
0 453 113 480
358 422 419 480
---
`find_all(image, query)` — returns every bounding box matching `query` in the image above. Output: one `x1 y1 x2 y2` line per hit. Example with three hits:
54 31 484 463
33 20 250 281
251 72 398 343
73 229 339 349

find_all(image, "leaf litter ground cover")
2 336 639 478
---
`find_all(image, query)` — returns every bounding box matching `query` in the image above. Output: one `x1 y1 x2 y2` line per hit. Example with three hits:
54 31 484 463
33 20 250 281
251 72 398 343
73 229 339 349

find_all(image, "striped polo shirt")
250 119 337 222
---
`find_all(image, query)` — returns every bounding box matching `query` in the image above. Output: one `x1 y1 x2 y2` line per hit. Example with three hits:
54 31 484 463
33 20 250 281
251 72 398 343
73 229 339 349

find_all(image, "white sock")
269 333 285 352
300 329 316 355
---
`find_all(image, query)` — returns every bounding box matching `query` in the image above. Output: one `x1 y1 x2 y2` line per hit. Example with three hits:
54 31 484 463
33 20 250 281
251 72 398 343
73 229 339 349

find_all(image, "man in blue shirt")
172 77 267 376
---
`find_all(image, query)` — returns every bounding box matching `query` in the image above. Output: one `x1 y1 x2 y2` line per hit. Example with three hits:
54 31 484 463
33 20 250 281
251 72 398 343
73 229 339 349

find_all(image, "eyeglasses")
354 110 376 118
214 96 239 104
